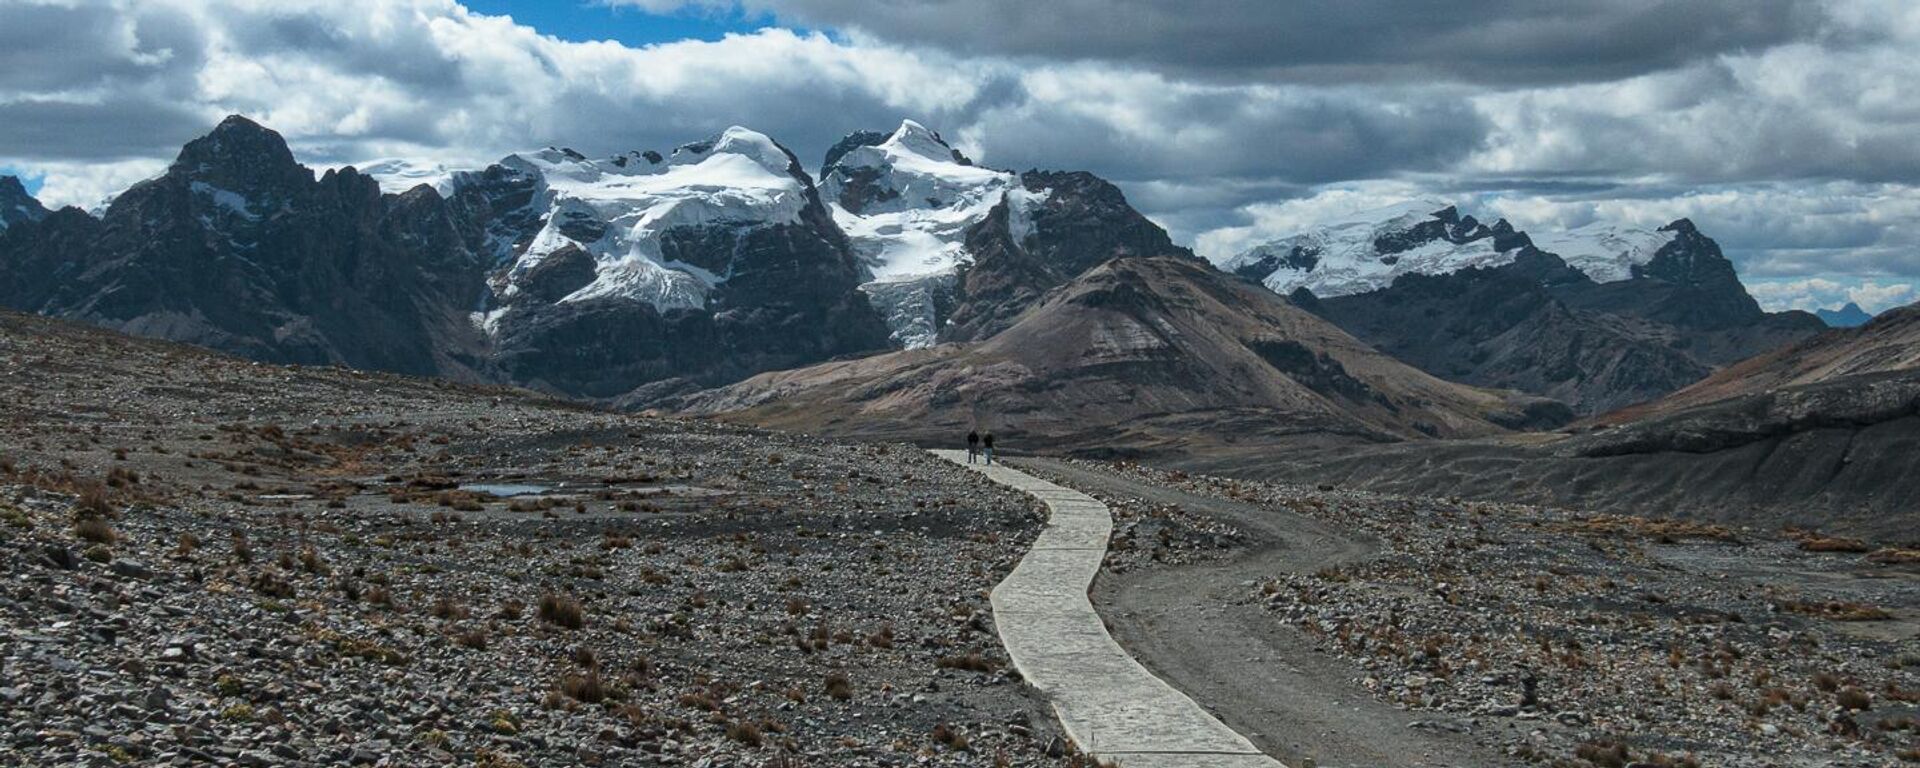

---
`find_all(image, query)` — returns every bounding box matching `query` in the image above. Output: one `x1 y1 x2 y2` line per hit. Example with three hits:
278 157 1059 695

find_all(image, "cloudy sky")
3 0 1917 312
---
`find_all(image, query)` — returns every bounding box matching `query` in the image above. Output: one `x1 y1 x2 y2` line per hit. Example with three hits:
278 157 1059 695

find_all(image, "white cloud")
1 0 1919 297
5 158 166 210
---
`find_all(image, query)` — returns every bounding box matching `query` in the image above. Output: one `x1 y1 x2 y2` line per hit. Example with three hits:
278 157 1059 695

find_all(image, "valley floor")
0 313 1075 766
3 310 1915 768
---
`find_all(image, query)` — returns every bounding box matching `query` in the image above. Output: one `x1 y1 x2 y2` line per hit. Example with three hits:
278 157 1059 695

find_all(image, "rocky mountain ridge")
0 175 49 231
1257 205 1823 413
2 116 1182 405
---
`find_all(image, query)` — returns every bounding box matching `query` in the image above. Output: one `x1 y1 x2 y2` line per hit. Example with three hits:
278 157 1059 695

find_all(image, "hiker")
982 432 996 465
966 430 980 464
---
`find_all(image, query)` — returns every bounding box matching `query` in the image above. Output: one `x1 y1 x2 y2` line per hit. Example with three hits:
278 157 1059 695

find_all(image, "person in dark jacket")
982 432 996 465
966 430 980 464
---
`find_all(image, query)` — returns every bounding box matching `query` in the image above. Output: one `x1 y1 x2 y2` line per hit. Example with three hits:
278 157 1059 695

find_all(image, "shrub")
1837 687 1873 711
932 722 969 751
823 671 853 700
538 593 584 629
936 652 997 673
725 720 763 747
73 485 113 518
431 598 469 621
73 516 118 545
561 667 605 703
1575 740 1629 768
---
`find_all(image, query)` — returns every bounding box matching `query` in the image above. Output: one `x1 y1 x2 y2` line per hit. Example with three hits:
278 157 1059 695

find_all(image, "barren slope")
683 255 1567 452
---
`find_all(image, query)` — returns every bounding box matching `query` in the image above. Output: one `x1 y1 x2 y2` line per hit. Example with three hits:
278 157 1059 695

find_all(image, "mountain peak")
885 119 972 166
1815 301 1875 328
0 174 52 230
1659 218 1698 235
672 126 801 178
170 114 307 189
821 130 891 173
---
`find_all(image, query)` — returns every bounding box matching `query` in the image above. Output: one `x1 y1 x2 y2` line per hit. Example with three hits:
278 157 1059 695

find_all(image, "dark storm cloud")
0 99 210 161
962 80 1489 184
0 2 213 160
693 0 1826 85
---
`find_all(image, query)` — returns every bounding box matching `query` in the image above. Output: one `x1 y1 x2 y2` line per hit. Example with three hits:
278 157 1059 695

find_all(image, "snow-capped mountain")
817 120 1045 347
471 128 818 325
353 158 458 196
0 114 1195 405
1276 208 1825 414
0 116 892 402
1224 201 1676 298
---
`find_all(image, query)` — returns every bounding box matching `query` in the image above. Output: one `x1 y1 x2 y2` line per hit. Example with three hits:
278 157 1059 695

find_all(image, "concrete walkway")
934 450 1288 768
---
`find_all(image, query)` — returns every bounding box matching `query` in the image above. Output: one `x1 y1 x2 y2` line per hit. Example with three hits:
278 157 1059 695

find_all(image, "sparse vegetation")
538 593 584 629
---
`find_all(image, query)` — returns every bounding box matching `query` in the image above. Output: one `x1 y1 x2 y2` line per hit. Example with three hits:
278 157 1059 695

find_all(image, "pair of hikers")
966 430 996 465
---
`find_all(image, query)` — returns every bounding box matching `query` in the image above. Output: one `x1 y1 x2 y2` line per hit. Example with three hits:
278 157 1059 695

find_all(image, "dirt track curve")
1014 458 1516 768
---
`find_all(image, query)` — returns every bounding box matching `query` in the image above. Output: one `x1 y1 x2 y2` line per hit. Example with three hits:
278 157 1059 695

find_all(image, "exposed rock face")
814 122 1198 350
0 115 894 403
0 116 487 377
0 176 50 231
682 255 1568 452
1293 220 1821 414
945 171 1198 342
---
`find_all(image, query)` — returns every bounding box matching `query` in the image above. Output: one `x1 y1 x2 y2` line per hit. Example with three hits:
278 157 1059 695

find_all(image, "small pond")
458 483 552 498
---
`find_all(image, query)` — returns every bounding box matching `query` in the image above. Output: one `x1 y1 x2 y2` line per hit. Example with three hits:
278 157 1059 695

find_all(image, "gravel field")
0 313 1081 767
1053 459 1918 768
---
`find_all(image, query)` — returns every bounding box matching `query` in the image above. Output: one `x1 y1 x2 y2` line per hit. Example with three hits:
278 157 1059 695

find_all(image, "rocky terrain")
0 310 1085 766
1041 459 1919 767
684 255 1569 452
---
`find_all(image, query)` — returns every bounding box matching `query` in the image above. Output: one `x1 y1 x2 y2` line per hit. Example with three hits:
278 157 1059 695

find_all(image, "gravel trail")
1015 458 1515 768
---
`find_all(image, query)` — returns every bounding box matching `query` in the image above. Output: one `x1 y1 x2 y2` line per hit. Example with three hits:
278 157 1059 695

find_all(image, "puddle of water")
459 483 552 498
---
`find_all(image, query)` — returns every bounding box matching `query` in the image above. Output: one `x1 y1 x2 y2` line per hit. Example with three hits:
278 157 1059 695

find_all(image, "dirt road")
1016 458 1517 768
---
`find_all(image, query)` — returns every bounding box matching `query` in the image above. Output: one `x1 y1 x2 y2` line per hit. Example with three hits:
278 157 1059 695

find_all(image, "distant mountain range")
0 114 1889 439
1227 204 1825 413
1218 304 1920 541
1815 301 1875 327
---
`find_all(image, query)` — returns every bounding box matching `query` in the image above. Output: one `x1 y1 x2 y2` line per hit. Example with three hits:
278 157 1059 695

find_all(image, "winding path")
934 450 1287 768
1019 457 1511 768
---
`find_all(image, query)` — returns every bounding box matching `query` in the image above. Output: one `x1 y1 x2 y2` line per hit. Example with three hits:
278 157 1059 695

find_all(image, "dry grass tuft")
560 667 605 703
935 652 998 673
1780 600 1894 622
1788 530 1873 553
823 671 853 701
72 515 118 545
538 593 584 629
